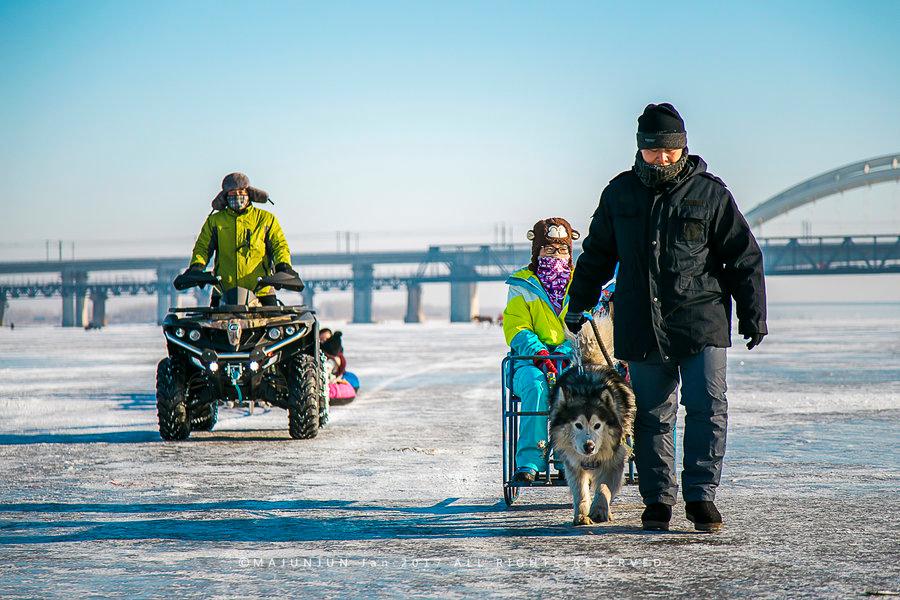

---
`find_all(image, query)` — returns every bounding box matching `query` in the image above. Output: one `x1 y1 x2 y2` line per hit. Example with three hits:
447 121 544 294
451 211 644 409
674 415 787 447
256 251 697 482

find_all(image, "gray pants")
628 347 728 506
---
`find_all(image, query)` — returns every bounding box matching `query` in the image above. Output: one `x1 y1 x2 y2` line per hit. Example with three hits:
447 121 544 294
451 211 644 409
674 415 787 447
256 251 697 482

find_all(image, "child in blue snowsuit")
502 218 581 482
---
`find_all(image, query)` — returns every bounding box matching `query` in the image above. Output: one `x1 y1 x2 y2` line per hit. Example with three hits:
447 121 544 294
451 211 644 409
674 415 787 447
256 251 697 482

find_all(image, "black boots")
641 503 672 531
512 467 537 483
685 501 723 532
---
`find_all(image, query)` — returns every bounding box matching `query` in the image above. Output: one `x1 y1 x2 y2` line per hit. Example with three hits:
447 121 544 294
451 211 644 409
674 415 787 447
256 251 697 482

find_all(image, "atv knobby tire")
287 353 323 439
157 358 190 441
191 402 218 432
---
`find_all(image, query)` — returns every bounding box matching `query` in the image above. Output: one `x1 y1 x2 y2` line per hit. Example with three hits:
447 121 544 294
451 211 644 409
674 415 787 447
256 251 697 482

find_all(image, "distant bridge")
2 153 897 326
1 234 898 327
745 154 900 226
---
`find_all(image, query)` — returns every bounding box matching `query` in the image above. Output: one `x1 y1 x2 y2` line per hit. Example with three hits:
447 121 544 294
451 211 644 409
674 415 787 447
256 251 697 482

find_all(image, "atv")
156 269 327 440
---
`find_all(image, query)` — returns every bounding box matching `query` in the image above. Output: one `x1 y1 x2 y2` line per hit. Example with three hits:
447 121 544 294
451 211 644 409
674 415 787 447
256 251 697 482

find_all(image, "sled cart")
501 352 639 507
157 269 327 441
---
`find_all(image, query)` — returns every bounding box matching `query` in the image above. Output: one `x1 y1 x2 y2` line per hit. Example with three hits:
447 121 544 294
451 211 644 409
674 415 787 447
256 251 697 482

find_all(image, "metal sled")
501 352 640 507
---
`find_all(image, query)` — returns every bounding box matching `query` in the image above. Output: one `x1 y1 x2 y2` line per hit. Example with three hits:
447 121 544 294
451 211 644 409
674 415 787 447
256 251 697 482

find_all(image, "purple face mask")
536 255 570 312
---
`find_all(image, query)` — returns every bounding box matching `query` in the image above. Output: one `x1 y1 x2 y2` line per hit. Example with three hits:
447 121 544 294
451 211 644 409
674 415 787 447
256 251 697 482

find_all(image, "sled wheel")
191 401 218 432
157 358 190 441
503 484 519 507
287 353 322 439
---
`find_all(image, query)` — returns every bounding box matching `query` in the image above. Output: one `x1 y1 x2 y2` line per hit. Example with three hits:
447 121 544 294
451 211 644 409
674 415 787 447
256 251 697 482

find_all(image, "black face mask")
633 149 689 189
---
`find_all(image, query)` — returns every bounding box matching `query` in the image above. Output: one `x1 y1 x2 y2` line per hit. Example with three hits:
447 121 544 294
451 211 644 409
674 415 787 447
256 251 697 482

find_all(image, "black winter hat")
637 103 687 149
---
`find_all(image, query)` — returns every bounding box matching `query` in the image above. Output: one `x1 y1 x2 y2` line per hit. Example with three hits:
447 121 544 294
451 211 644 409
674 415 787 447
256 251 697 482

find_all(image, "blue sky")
2 0 899 258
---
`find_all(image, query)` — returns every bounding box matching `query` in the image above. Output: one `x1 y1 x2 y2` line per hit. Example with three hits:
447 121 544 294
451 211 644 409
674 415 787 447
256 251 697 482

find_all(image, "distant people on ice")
565 102 767 532
502 217 581 484
180 172 299 307
320 328 359 404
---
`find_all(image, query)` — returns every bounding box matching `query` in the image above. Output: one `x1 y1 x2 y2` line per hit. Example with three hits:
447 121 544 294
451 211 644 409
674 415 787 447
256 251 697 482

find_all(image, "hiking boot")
512 467 537 483
685 501 723 532
641 503 672 531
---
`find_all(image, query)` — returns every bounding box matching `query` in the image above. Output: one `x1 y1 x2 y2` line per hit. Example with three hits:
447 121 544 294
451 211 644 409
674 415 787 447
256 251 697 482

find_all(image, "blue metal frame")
501 352 571 506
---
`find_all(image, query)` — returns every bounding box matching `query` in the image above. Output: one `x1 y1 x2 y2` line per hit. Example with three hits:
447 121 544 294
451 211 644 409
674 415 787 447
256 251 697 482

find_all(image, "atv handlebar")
173 269 304 294
173 270 221 292
257 272 305 292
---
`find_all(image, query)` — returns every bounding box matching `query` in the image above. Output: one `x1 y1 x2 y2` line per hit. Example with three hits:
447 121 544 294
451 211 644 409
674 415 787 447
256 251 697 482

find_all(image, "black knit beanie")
637 103 687 149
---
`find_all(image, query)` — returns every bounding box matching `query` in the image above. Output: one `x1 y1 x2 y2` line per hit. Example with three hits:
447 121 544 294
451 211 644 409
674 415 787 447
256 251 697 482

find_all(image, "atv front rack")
168 305 314 315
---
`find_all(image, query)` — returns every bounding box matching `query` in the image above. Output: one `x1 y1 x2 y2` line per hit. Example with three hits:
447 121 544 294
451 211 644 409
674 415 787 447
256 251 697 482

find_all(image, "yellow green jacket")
502 267 574 358
190 206 292 297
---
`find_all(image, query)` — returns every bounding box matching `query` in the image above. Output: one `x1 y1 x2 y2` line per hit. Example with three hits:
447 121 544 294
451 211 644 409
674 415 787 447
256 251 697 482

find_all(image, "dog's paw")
573 514 595 526
590 508 611 523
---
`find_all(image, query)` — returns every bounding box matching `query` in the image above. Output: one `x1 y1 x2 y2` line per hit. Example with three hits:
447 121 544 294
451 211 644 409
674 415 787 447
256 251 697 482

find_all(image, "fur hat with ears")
527 217 580 272
211 172 272 210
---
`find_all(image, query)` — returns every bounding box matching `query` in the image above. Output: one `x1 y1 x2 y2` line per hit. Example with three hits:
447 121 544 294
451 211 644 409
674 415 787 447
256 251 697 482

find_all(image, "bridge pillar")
302 286 315 310
0 292 7 327
352 263 374 324
73 272 89 328
404 283 424 324
156 268 179 324
61 271 75 327
89 289 107 328
449 265 479 323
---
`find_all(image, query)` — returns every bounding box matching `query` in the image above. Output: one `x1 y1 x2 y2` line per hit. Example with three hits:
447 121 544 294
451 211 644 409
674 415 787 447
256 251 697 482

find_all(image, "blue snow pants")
512 364 552 472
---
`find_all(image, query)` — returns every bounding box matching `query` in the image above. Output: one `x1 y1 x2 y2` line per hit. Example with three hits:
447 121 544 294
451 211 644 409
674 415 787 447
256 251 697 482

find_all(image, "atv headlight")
174 328 185 338
267 327 282 340
208 361 219 373
284 325 296 336
188 329 201 342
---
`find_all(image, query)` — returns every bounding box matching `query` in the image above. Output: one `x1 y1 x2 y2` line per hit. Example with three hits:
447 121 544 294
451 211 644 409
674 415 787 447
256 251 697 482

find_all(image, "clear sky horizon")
2 0 899 261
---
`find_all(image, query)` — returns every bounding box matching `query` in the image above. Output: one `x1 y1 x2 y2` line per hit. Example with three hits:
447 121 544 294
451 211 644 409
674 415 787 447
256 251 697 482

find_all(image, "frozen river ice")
0 303 898 598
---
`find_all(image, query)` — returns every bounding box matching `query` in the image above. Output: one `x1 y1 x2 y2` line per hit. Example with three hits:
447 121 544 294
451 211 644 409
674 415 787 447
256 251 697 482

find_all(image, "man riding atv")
184 172 298 306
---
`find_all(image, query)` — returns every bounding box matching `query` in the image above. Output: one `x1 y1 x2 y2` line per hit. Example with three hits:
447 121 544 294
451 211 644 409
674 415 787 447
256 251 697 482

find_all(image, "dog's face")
567 411 610 456
553 388 620 458
549 367 634 461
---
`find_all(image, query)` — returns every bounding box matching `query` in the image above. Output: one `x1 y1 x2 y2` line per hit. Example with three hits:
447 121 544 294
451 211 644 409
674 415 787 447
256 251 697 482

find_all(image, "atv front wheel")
157 358 190 441
287 353 323 439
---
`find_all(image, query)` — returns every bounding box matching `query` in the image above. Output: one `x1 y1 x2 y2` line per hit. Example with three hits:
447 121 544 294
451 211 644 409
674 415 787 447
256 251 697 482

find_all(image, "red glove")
533 349 558 375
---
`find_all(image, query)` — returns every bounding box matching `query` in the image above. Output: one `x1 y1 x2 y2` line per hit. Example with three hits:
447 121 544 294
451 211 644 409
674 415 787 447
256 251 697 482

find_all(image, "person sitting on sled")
320 329 360 401
502 217 580 483
183 172 298 307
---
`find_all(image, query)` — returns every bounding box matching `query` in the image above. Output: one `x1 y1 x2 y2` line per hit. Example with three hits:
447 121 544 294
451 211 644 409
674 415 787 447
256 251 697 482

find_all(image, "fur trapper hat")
211 172 272 210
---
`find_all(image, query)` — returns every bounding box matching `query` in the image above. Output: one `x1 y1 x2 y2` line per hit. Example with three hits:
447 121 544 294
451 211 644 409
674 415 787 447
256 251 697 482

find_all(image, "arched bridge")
745 153 900 226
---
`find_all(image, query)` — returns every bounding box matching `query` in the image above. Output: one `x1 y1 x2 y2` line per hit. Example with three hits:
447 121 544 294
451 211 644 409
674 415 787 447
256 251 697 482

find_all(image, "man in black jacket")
565 103 767 532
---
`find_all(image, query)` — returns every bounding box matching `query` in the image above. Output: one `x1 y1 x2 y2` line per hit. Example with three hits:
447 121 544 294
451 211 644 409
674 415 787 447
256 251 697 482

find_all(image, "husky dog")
550 309 635 525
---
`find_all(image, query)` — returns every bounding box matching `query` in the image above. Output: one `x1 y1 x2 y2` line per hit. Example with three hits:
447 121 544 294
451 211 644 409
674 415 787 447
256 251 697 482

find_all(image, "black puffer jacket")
569 155 767 362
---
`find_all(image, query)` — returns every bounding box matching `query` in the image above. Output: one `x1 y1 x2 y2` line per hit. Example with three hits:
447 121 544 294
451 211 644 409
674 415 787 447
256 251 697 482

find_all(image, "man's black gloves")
275 262 299 278
564 311 587 334
174 264 206 290
744 332 765 350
